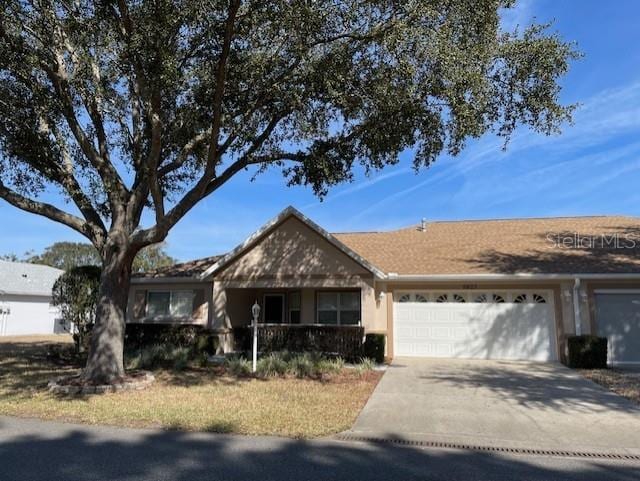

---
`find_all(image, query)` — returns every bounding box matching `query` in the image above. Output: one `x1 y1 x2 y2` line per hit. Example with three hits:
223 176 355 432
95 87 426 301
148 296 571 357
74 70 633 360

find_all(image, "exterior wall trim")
388 273 640 281
131 277 203 284
593 289 640 294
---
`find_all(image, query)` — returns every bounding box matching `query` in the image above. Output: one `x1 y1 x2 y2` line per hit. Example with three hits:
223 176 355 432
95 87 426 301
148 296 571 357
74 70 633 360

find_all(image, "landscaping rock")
48 371 155 395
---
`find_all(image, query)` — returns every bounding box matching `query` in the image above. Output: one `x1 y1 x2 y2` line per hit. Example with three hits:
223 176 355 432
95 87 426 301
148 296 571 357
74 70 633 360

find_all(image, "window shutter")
133 290 147 319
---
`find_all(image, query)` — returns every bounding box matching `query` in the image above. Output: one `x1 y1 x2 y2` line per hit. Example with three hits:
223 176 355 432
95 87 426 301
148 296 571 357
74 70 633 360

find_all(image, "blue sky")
2 0 640 261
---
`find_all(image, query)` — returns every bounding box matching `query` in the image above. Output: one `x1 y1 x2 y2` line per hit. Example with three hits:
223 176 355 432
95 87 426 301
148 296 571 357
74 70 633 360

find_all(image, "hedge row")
81 324 386 362
79 324 218 355
233 326 387 363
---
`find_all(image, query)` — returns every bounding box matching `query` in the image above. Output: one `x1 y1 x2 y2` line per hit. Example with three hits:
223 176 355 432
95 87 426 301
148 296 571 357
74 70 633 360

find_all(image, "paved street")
1 416 639 481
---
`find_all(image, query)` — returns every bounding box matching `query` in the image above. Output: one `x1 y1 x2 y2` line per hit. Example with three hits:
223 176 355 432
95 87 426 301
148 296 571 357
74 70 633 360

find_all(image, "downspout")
573 278 582 336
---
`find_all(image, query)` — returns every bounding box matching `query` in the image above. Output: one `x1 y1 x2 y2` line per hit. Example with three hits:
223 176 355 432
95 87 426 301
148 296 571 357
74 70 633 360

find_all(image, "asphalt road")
1 416 639 481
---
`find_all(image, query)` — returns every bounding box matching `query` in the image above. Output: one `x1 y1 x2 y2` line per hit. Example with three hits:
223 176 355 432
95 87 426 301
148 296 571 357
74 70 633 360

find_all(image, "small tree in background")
52 265 101 354
25 241 176 272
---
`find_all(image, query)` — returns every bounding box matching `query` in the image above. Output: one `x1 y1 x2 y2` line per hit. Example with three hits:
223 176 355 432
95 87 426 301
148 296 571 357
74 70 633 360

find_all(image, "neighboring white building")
0 260 64 336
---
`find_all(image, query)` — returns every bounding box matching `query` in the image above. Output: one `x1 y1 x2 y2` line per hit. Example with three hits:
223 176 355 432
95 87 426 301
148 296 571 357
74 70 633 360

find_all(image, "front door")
263 294 285 324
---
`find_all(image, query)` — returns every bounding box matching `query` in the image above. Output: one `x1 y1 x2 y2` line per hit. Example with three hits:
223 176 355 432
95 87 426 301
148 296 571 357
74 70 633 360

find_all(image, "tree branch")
205 0 241 170
0 181 96 242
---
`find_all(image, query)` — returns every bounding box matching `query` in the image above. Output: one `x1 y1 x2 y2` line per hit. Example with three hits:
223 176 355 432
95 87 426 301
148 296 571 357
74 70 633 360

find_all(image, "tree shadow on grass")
0 340 80 401
0 417 639 481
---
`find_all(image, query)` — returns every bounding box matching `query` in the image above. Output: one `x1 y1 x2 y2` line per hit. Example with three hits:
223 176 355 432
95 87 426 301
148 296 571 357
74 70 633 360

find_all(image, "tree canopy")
0 0 579 383
0 0 578 254
1 242 176 272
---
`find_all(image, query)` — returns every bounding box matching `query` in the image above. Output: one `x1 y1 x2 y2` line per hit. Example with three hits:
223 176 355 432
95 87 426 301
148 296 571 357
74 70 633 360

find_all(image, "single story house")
130 206 640 365
0 260 64 336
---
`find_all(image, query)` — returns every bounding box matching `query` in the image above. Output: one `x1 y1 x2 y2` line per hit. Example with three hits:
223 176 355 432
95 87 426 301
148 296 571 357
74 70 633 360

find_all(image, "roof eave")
386 273 640 281
131 276 204 284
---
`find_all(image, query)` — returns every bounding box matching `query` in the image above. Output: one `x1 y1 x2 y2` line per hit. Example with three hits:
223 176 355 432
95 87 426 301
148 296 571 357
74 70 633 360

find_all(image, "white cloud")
350 78 640 222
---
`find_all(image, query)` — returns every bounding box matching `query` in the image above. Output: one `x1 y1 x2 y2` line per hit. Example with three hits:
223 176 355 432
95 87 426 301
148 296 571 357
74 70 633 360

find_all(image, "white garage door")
594 291 640 365
394 290 557 361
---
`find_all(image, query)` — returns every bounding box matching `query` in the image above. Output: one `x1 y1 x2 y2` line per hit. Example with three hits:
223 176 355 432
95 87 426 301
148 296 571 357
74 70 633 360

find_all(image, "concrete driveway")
350 358 640 454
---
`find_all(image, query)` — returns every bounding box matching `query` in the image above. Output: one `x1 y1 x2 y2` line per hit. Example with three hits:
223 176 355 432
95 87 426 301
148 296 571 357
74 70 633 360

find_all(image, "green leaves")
0 0 579 236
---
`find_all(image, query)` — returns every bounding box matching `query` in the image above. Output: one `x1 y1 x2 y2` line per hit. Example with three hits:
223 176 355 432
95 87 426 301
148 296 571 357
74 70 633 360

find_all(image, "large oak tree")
0 0 578 383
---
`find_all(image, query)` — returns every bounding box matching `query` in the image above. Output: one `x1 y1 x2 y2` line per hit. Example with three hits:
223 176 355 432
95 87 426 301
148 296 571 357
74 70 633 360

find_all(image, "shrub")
355 357 376 375
568 335 608 368
127 344 170 370
363 334 385 364
84 323 219 356
171 347 192 371
51 265 101 354
225 357 251 376
315 357 345 376
287 353 315 378
256 353 289 377
126 345 194 370
124 324 214 352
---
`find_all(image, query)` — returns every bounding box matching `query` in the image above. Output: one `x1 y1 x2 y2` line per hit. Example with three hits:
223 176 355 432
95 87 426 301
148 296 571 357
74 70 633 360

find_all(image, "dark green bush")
567 335 608 368
363 334 385 363
51 265 101 354
84 323 218 356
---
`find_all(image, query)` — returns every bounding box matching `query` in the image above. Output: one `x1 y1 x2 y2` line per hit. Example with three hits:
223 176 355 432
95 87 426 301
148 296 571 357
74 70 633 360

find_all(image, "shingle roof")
334 216 640 275
135 215 640 279
134 255 223 278
0 260 63 296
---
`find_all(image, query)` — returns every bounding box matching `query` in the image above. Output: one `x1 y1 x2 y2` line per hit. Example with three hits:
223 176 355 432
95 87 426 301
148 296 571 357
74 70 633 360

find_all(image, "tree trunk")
83 247 134 384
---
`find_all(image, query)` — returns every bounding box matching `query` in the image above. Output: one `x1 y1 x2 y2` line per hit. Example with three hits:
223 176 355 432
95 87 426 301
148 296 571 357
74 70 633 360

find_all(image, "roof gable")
201 206 384 279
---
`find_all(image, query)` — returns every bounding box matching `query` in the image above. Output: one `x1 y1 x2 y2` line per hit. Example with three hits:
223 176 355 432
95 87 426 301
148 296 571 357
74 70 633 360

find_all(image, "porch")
222 287 365 328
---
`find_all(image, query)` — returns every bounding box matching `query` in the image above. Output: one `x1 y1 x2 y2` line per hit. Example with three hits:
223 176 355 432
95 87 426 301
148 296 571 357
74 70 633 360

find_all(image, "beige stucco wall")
211 215 377 332
127 282 212 326
216 216 371 280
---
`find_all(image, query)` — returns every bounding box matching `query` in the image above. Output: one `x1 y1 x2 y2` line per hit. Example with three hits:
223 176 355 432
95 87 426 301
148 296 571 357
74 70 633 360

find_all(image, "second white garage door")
394 290 557 361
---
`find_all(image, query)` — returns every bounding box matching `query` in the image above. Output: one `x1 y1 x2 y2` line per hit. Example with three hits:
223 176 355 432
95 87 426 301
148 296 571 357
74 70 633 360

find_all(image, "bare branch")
0 181 96 243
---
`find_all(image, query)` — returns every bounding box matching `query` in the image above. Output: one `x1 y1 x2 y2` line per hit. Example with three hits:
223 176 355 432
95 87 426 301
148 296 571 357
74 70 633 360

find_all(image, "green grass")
0 336 381 438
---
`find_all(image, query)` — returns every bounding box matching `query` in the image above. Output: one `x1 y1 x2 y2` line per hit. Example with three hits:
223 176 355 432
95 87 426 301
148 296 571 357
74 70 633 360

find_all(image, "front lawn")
580 368 640 405
0 336 381 438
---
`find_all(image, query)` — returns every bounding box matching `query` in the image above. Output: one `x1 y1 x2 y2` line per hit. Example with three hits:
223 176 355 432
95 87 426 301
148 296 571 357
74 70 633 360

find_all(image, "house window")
513 293 527 304
146 290 194 318
289 291 301 324
317 291 361 325
533 293 547 304
475 293 489 303
398 293 412 303
435 294 448 303
492 294 506 303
